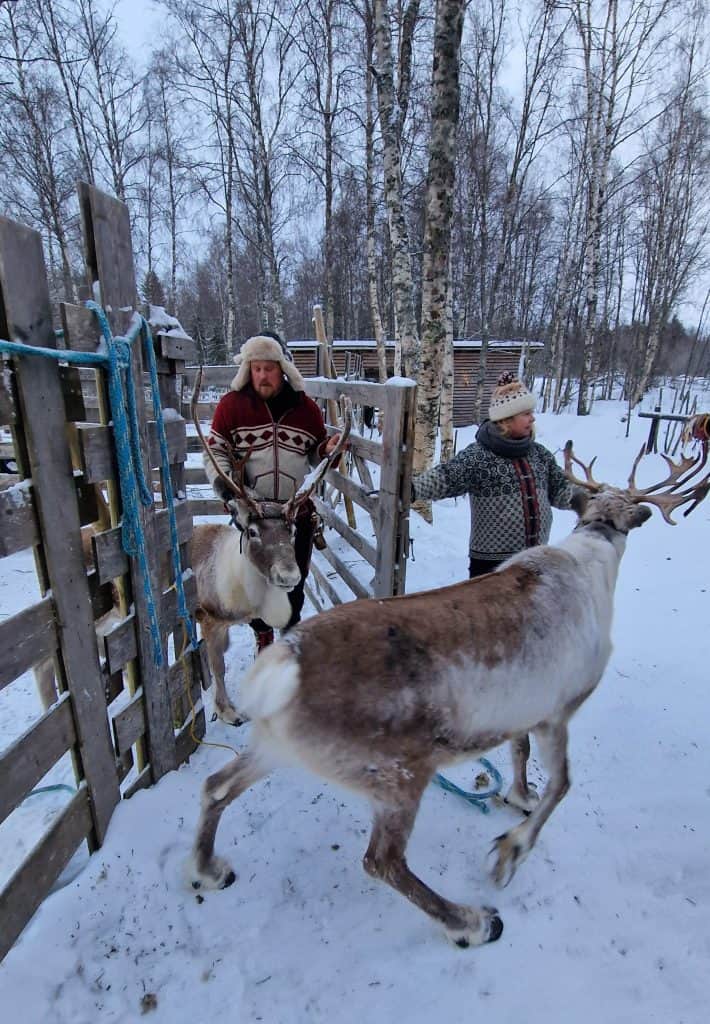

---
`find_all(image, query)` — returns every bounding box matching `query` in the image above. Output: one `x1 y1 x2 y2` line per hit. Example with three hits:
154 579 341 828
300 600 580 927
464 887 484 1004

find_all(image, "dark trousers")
250 511 316 635
468 556 503 579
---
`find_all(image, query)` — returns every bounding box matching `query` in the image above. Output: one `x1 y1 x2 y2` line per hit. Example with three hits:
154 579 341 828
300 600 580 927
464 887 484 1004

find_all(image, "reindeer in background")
187 439 708 948
190 374 352 724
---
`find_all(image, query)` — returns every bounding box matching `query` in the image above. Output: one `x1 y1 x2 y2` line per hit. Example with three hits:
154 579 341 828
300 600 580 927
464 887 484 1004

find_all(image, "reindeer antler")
283 396 353 521
191 366 261 517
627 442 710 524
563 441 604 492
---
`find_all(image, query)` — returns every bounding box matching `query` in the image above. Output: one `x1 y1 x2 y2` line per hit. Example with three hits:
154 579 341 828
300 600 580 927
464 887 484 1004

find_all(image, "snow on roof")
286 338 544 349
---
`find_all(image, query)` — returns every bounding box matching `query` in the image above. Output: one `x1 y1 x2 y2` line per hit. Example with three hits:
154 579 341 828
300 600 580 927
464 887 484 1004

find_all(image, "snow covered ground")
1 394 709 1023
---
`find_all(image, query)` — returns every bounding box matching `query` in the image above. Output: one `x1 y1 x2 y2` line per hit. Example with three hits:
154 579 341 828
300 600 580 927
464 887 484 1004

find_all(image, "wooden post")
78 183 177 780
373 380 416 597
313 305 357 529
0 214 120 841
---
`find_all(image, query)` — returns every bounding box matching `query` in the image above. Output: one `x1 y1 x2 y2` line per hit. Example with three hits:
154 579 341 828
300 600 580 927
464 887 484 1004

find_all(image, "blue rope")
139 317 198 650
0 303 198 664
432 758 503 814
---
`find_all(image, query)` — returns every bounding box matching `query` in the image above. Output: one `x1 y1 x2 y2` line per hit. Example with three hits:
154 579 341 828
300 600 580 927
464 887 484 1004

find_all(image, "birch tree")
414 0 465 488
569 0 672 414
372 0 421 377
630 49 709 404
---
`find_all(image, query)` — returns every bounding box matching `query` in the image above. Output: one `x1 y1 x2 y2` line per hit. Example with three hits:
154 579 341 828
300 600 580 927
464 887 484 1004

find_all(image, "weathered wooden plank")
304 581 325 614
167 655 201 706
0 481 39 556
92 500 192 586
148 416 187 466
60 301 103 353
79 182 176 780
374 382 416 597
73 418 186 485
0 786 92 962
0 597 56 693
189 498 224 517
111 690 146 756
304 377 387 407
324 467 376 514
0 371 16 425
155 332 196 362
331 429 382 465
0 697 76 824
309 559 343 607
314 496 378 567
58 364 88 421
183 365 235 388
102 614 137 676
184 466 208 485
175 707 206 765
0 212 120 841
315 544 372 601
122 765 152 799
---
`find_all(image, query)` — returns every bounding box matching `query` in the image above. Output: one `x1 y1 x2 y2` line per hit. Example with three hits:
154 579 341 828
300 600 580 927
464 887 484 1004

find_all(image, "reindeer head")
232 498 302 590
564 438 710 533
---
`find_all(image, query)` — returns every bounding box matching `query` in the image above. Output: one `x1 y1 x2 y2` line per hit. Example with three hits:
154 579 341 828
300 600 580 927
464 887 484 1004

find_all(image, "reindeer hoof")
186 854 237 891
445 905 503 948
504 782 539 815
215 704 246 727
489 831 526 888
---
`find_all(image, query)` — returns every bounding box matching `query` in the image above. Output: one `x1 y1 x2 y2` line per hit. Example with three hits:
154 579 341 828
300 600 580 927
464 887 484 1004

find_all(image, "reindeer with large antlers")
190 365 352 724
187 437 708 946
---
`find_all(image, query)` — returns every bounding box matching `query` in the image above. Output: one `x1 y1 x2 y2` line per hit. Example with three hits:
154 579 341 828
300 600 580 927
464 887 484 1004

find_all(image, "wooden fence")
0 184 208 960
184 366 416 604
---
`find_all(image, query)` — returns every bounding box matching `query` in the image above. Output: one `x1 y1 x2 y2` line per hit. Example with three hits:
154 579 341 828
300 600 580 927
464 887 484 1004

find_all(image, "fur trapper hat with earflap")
488 371 536 422
231 332 305 392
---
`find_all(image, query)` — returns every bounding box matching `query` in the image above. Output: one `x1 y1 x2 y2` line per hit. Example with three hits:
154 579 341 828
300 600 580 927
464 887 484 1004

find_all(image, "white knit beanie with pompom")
488 371 535 422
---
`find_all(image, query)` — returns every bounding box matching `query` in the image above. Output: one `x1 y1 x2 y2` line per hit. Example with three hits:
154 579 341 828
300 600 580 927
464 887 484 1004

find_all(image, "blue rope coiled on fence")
0 302 198 665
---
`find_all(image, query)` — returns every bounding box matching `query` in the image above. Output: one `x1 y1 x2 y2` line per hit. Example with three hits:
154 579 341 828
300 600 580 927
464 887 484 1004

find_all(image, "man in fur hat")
413 372 579 578
205 331 341 651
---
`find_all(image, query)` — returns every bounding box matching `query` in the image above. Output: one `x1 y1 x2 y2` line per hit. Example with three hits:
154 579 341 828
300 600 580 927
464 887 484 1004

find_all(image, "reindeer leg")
491 720 570 887
202 617 243 725
363 797 503 948
504 734 539 814
189 746 272 890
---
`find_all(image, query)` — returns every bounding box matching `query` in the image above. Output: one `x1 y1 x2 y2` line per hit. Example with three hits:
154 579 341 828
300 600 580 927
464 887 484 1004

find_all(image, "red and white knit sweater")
205 382 329 502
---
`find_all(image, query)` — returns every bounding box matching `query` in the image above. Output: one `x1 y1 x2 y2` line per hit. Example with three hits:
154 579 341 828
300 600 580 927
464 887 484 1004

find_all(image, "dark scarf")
476 419 532 459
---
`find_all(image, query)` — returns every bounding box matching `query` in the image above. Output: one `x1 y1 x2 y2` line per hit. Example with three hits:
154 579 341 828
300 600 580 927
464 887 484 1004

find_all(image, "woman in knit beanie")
413 371 578 578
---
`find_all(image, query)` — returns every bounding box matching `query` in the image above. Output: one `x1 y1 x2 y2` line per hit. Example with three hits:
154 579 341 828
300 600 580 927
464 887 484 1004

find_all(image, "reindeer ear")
570 489 590 517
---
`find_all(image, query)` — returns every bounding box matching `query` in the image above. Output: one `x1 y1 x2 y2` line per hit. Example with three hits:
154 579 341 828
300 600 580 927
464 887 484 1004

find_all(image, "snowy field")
1 393 709 1023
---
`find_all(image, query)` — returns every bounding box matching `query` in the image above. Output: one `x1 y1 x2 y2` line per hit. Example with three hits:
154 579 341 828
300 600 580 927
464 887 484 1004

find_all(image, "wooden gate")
0 184 208 960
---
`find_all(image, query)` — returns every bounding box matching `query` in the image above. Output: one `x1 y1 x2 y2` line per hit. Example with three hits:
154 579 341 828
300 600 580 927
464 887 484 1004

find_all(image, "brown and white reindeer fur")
187 479 694 948
190 509 301 724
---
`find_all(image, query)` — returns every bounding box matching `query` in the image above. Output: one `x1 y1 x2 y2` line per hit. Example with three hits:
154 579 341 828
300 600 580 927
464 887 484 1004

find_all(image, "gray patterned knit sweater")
413 425 576 562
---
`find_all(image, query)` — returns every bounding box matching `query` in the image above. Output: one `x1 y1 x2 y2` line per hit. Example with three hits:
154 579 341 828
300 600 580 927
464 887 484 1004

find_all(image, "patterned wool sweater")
413 428 576 562
205 383 329 501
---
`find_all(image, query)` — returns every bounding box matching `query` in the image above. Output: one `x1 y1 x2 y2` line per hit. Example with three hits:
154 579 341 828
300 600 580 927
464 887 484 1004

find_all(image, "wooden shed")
288 338 543 427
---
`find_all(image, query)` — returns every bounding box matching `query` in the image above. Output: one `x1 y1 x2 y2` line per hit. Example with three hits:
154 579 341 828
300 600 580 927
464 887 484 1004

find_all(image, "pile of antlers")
191 365 352 521
563 436 710 524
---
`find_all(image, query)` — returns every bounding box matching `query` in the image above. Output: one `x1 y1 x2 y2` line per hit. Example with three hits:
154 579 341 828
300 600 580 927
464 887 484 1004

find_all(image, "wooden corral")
0 185 208 960
283 338 541 426
185 366 416 605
